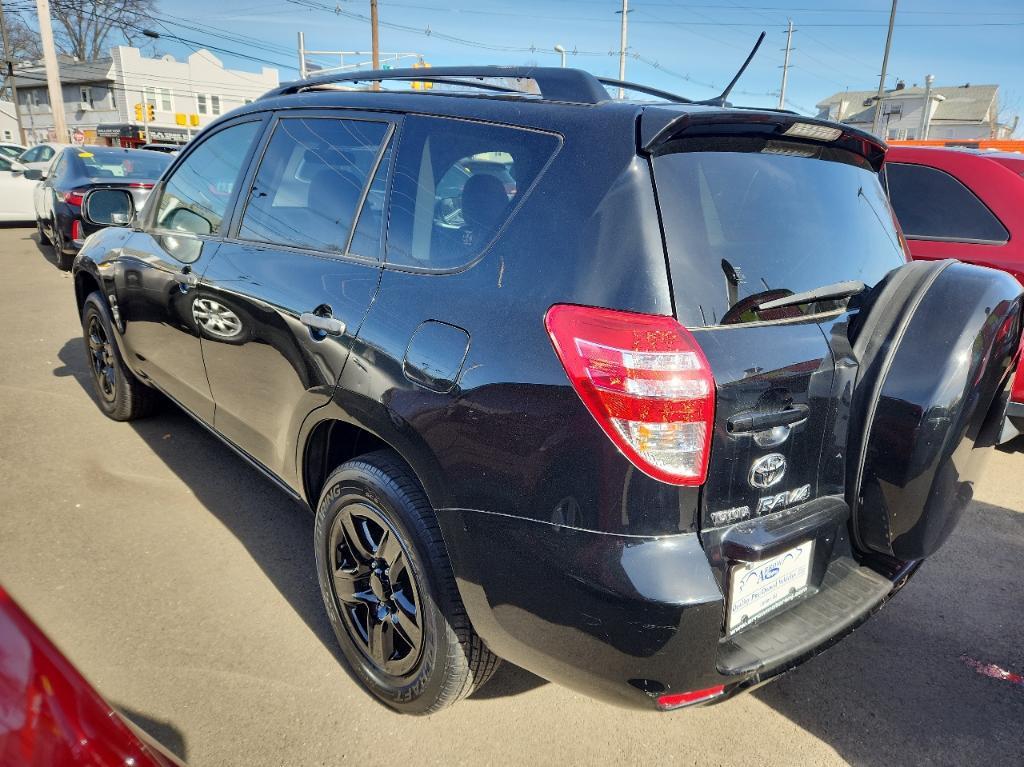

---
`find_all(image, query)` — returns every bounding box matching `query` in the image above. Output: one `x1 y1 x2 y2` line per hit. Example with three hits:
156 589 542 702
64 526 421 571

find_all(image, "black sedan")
31 146 172 269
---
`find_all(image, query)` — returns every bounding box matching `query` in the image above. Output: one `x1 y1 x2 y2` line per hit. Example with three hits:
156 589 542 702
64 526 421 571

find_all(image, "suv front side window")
152 120 262 237
237 116 390 255
385 116 560 271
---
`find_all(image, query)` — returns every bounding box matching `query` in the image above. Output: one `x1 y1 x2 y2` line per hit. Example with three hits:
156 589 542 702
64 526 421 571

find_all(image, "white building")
816 82 1016 141
11 46 279 146
0 101 21 144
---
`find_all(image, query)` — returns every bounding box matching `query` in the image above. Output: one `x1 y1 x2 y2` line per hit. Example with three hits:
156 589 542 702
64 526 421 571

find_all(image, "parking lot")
1 222 1022 765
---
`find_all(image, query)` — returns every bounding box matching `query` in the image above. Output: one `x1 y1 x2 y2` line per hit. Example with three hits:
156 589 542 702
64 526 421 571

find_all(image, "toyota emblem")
749 453 787 489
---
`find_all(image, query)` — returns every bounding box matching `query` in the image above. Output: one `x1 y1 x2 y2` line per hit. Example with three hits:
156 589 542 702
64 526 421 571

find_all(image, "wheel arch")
74 267 102 316
300 405 447 514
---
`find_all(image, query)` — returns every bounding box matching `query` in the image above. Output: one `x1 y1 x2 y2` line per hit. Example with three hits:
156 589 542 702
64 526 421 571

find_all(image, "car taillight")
60 189 85 206
656 684 725 710
545 304 716 486
71 219 82 241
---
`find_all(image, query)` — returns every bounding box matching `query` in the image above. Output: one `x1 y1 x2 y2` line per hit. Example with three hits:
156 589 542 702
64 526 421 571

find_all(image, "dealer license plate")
727 540 813 635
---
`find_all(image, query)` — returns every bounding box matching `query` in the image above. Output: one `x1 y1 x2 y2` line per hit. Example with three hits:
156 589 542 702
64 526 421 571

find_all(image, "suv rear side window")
385 116 559 270
239 117 390 255
653 138 907 327
885 162 1009 244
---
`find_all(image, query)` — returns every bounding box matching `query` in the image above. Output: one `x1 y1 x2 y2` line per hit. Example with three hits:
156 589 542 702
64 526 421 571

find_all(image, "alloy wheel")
86 314 117 403
329 502 424 677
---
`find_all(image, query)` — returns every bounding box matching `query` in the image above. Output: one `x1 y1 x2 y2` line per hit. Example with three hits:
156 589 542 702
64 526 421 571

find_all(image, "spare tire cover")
848 261 1022 560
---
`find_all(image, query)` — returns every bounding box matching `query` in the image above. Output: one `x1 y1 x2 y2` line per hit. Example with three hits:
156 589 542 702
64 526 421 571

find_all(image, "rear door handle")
727 404 810 434
300 312 346 336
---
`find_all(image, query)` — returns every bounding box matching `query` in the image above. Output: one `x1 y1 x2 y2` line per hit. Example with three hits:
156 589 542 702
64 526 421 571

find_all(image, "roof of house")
816 84 998 125
11 56 114 89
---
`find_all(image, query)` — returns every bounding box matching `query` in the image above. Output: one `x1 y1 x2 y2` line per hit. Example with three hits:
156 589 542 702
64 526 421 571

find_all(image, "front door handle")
300 312 346 336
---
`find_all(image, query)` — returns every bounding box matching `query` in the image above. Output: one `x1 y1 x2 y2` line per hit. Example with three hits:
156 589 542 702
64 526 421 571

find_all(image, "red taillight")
60 189 85 206
71 219 82 241
544 303 716 486
128 182 153 189
656 684 725 710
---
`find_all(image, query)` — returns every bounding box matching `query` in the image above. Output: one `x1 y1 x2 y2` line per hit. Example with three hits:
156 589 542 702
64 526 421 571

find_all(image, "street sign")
72 129 85 145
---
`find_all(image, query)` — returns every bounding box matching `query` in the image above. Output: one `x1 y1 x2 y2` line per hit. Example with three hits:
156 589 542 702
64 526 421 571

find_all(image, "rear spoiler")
640 108 887 171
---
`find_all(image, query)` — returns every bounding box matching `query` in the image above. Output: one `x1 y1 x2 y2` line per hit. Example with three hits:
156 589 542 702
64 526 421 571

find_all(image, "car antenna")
694 31 766 107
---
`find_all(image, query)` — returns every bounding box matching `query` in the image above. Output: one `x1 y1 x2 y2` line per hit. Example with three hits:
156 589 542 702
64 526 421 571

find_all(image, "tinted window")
653 138 907 327
885 162 1008 243
154 121 261 236
37 146 54 162
20 146 42 163
0 157 10 171
76 148 171 180
385 116 559 270
239 117 388 255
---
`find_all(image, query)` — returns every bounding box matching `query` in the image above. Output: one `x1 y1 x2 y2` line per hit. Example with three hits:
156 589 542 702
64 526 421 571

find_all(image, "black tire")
80 292 158 421
53 222 73 271
36 218 51 245
314 449 500 714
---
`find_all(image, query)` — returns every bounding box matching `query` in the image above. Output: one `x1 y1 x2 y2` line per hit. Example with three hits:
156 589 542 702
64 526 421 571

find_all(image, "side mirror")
82 188 135 227
22 168 42 181
9 160 26 174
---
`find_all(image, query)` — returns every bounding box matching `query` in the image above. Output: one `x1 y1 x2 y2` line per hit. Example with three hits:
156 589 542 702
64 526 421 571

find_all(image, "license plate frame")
727 540 814 635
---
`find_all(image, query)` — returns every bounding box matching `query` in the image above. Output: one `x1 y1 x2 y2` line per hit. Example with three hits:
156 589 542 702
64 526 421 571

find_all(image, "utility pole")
871 0 898 138
141 91 150 143
0 0 26 144
370 0 380 90
35 0 68 143
777 19 794 110
298 31 307 79
616 0 629 98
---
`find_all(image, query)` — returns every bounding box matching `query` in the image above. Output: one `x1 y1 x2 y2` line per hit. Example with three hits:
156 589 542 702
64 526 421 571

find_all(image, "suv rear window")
385 116 559 270
653 138 906 327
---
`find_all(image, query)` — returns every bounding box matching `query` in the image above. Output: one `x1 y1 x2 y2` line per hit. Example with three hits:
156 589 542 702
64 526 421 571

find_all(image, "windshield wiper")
755 280 866 311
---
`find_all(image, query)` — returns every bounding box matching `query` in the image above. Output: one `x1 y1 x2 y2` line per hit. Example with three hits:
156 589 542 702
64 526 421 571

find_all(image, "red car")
884 146 1024 436
0 586 184 766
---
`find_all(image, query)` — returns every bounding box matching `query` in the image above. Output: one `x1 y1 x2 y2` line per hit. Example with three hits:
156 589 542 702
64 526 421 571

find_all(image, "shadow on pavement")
55 336 546 704
755 501 1024 765
117 705 188 762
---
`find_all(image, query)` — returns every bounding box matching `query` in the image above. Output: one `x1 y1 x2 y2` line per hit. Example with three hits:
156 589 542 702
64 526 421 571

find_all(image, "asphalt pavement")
1 224 1022 766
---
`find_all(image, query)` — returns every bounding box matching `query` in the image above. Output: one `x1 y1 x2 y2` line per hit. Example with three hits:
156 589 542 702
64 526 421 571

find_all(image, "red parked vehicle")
884 146 1024 437
0 586 184 766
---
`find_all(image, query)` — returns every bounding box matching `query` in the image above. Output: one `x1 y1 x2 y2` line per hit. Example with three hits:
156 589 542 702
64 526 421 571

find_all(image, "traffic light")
411 60 432 91
134 103 142 121
146 103 155 121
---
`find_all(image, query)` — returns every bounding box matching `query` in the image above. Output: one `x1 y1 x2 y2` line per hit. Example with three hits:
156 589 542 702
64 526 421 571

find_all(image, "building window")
144 87 172 113
3 130 10 141
160 88 172 112
80 86 93 108
197 93 208 115
211 95 221 116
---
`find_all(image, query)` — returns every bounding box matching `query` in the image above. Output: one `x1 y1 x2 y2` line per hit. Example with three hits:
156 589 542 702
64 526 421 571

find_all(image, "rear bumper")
436 506 916 710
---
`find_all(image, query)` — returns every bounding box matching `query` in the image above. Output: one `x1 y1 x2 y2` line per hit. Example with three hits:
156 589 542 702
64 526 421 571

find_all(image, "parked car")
0 153 38 222
884 146 1024 437
139 142 183 154
70 66 1022 715
31 145 172 269
0 585 184 766
16 142 65 172
0 141 27 160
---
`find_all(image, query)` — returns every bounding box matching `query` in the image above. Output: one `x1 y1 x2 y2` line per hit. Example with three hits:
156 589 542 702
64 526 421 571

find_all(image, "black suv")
71 66 1022 714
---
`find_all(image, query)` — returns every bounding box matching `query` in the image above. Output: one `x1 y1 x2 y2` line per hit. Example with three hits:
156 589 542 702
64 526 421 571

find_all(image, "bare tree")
49 0 155 61
996 91 1020 138
1 12 42 63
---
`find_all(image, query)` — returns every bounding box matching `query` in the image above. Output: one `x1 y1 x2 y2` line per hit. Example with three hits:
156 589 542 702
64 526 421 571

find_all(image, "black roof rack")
262 65 613 105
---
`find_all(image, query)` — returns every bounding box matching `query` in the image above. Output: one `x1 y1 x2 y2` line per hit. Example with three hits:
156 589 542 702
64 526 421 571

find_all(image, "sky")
149 0 1023 121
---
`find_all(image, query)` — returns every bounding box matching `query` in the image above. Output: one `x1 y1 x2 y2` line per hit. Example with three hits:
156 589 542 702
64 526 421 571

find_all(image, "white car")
17 143 66 172
0 154 38 222
0 142 27 160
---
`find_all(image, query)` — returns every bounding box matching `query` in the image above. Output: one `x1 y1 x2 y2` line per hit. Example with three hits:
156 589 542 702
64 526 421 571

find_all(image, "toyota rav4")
70 64 1022 714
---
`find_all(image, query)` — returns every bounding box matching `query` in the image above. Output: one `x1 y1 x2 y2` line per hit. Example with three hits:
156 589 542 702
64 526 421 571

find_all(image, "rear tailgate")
647 112 907 631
